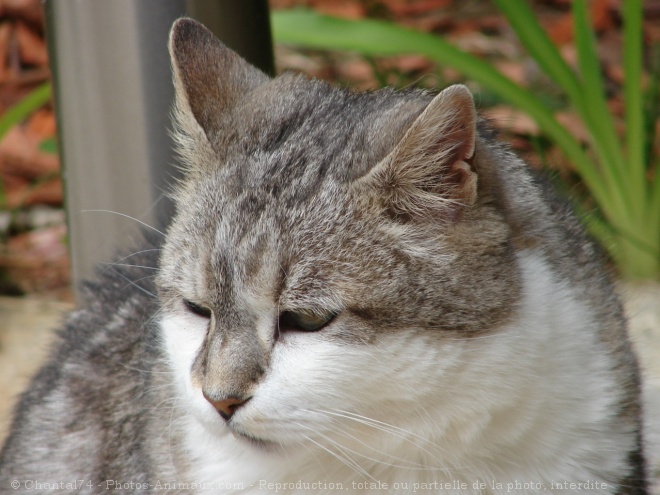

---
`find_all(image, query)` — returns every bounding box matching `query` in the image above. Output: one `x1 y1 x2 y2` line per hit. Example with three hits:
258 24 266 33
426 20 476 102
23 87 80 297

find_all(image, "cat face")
157 19 520 455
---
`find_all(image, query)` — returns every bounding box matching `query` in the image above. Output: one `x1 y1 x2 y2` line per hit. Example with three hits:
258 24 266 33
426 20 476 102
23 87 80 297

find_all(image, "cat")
0 17 648 494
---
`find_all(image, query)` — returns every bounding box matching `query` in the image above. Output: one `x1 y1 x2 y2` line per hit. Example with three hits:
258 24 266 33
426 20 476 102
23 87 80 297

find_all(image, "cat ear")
168 18 268 142
360 84 478 222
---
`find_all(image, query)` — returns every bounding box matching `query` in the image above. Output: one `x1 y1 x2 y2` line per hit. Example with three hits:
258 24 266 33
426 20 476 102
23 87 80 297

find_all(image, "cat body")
0 18 647 494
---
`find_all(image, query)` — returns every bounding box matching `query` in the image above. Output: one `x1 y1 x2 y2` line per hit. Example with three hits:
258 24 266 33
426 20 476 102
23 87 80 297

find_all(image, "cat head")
157 18 520 457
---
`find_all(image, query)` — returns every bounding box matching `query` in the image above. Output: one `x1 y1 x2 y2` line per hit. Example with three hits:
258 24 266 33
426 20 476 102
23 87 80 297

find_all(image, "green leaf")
39 137 58 154
0 82 52 210
643 44 660 170
573 1 628 215
0 82 51 140
491 0 582 105
622 0 645 195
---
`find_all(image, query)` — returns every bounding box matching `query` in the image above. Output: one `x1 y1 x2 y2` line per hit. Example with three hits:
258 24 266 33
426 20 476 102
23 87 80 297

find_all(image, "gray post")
44 1 273 296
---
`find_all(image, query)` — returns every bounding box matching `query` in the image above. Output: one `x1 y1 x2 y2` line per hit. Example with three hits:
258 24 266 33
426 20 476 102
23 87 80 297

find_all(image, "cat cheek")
160 312 208 362
160 314 213 401
230 343 322 417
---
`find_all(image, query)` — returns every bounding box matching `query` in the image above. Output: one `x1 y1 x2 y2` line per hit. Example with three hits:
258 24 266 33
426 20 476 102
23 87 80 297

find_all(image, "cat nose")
202 391 248 420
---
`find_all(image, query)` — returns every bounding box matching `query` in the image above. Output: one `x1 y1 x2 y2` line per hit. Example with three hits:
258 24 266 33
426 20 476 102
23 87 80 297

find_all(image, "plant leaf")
491 0 582 106
573 0 629 217
39 137 58 154
623 0 644 174
0 82 51 140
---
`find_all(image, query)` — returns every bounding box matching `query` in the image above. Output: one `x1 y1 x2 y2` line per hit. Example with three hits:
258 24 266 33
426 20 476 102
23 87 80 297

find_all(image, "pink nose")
202 392 248 420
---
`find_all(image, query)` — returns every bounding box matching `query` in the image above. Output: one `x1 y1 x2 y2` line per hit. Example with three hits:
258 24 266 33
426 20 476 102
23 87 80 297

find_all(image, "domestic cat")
0 17 648 494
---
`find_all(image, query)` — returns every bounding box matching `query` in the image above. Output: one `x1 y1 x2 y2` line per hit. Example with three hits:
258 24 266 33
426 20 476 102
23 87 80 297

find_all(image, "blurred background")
0 0 659 489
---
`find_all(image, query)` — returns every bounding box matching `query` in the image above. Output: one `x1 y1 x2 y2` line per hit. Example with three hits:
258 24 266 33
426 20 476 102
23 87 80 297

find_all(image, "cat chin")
226 427 283 452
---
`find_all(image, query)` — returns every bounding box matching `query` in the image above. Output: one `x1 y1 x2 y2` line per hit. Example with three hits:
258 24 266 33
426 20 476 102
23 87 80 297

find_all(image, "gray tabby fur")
0 18 647 494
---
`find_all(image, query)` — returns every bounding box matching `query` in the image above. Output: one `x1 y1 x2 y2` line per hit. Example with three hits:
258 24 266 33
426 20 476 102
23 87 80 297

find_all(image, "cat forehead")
213 75 431 183
173 79 430 230
169 79 449 273
241 74 424 128
169 168 391 286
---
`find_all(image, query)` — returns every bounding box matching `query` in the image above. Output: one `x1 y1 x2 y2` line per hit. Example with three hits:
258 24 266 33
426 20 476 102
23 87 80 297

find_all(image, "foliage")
0 82 52 209
272 0 660 280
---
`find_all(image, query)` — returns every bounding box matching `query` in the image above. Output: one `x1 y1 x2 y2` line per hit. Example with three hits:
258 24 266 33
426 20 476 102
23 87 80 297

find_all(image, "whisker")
82 209 166 236
166 403 187 482
327 409 435 446
136 305 166 336
114 248 162 261
310 432 378 480
100 262 159 271
294 437 329 478
149 396 181 411
298 431 373 481
316 424 434 471
97 249 161 279
108 267 157 298
315 408 455 468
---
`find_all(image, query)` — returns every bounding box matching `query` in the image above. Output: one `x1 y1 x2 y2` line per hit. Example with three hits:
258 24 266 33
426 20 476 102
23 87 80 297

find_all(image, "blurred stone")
0 205 65 236
0 224 69 293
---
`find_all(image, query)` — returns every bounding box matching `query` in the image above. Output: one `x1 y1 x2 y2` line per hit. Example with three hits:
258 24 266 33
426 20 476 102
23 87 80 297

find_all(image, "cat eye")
183 299 212 319
278 310 337 332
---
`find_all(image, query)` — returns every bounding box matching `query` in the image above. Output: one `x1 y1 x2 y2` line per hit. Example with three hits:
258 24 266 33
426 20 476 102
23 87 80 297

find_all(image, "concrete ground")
0 284 659 492
0 296 71 437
